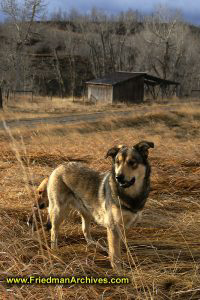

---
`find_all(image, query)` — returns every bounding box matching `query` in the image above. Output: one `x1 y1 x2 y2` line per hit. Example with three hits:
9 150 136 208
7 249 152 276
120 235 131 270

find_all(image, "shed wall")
87 85 112 103
191 90 200 98
113 77 144 103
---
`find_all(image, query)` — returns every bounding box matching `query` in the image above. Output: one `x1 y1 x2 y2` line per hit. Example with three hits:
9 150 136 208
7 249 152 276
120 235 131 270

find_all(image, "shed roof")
86 72 144 86
86 72 179 86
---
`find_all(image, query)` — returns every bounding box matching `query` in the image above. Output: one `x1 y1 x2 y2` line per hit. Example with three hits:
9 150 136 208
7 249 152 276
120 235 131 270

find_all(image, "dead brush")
1 106 200 299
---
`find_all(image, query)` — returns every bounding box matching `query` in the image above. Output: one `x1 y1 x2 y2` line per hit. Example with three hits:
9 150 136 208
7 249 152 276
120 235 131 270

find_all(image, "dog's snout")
116 174 125 183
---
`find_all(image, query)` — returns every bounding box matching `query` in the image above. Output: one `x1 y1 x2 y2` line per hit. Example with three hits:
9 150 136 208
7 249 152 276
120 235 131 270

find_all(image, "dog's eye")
115 159 120 165
128 160 137 167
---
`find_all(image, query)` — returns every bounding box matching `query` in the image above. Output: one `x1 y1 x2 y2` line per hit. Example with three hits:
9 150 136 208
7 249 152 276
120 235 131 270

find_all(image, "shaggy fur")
47 141 154 269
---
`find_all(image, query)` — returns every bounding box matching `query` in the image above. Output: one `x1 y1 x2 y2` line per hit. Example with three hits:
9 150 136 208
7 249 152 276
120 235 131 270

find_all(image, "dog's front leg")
107 226 121 270
51 226 58 249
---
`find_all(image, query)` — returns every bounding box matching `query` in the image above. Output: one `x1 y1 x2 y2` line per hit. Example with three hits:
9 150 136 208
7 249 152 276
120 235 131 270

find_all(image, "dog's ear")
105 145 125 159
133 141 154 159
105 146 120 159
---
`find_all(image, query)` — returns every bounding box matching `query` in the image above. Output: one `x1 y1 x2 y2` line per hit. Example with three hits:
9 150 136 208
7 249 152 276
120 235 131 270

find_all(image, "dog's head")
106 141 154 188
27 177 49 230
35 177 49 209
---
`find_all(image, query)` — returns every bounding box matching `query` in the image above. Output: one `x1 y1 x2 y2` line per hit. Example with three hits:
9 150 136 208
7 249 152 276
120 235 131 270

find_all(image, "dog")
46 141 154 269
27 177 49 230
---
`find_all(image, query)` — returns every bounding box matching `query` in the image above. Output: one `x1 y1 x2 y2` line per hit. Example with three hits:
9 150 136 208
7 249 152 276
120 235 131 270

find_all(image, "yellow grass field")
1 95 190 119
1 102 200 299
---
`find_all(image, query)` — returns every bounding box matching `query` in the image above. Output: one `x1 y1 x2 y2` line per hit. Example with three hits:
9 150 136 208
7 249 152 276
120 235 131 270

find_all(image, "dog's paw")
86 239 108 253
111 262 122 272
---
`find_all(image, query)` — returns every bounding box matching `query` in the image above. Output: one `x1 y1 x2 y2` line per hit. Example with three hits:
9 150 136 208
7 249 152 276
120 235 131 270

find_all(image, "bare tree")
77 8 139 78
0 0 46 91
64 29 79 101
141 5 187 80
0 85 3 109
133 4 200 96
1 0 46 44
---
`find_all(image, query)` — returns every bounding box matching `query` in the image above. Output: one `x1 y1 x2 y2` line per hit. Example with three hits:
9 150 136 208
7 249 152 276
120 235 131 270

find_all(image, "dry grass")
1 103 200 299
1 95 199 120
3 95 137 117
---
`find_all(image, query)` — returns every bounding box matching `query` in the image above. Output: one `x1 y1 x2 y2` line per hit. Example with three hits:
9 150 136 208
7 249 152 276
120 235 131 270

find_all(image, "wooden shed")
86 72 179 103
191 90 200 98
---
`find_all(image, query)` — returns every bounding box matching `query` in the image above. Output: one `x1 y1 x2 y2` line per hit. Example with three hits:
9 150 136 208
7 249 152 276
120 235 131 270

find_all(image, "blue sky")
0 0 200 24
48 0 200 24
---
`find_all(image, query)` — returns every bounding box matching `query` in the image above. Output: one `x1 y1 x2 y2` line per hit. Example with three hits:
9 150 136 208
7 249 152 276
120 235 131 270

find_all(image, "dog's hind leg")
49 208 65 249
81 214 92 243
47 173 71 249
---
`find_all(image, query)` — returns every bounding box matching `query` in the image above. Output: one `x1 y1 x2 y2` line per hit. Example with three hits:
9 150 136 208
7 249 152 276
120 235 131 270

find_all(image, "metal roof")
144 74 179 86
86 72 179 86
86 72 145 86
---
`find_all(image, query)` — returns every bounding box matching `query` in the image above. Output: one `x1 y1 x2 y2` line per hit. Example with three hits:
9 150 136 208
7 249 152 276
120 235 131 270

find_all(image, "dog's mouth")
116 176 136 188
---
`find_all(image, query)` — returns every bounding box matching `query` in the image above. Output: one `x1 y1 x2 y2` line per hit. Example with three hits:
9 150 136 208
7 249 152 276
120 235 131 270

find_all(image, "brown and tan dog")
47 141 154 269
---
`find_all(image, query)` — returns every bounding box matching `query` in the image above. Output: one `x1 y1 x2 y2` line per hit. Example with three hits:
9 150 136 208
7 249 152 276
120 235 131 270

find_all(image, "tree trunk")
53 48 66 98
0 87 3 109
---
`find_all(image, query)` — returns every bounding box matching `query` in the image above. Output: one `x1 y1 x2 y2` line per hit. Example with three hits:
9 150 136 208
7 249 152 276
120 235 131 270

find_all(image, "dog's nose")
116 174 125 183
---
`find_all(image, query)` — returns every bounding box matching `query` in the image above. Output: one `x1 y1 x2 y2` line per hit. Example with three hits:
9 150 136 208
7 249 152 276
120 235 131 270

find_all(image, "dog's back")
47 162 107 220
48 162 104 202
